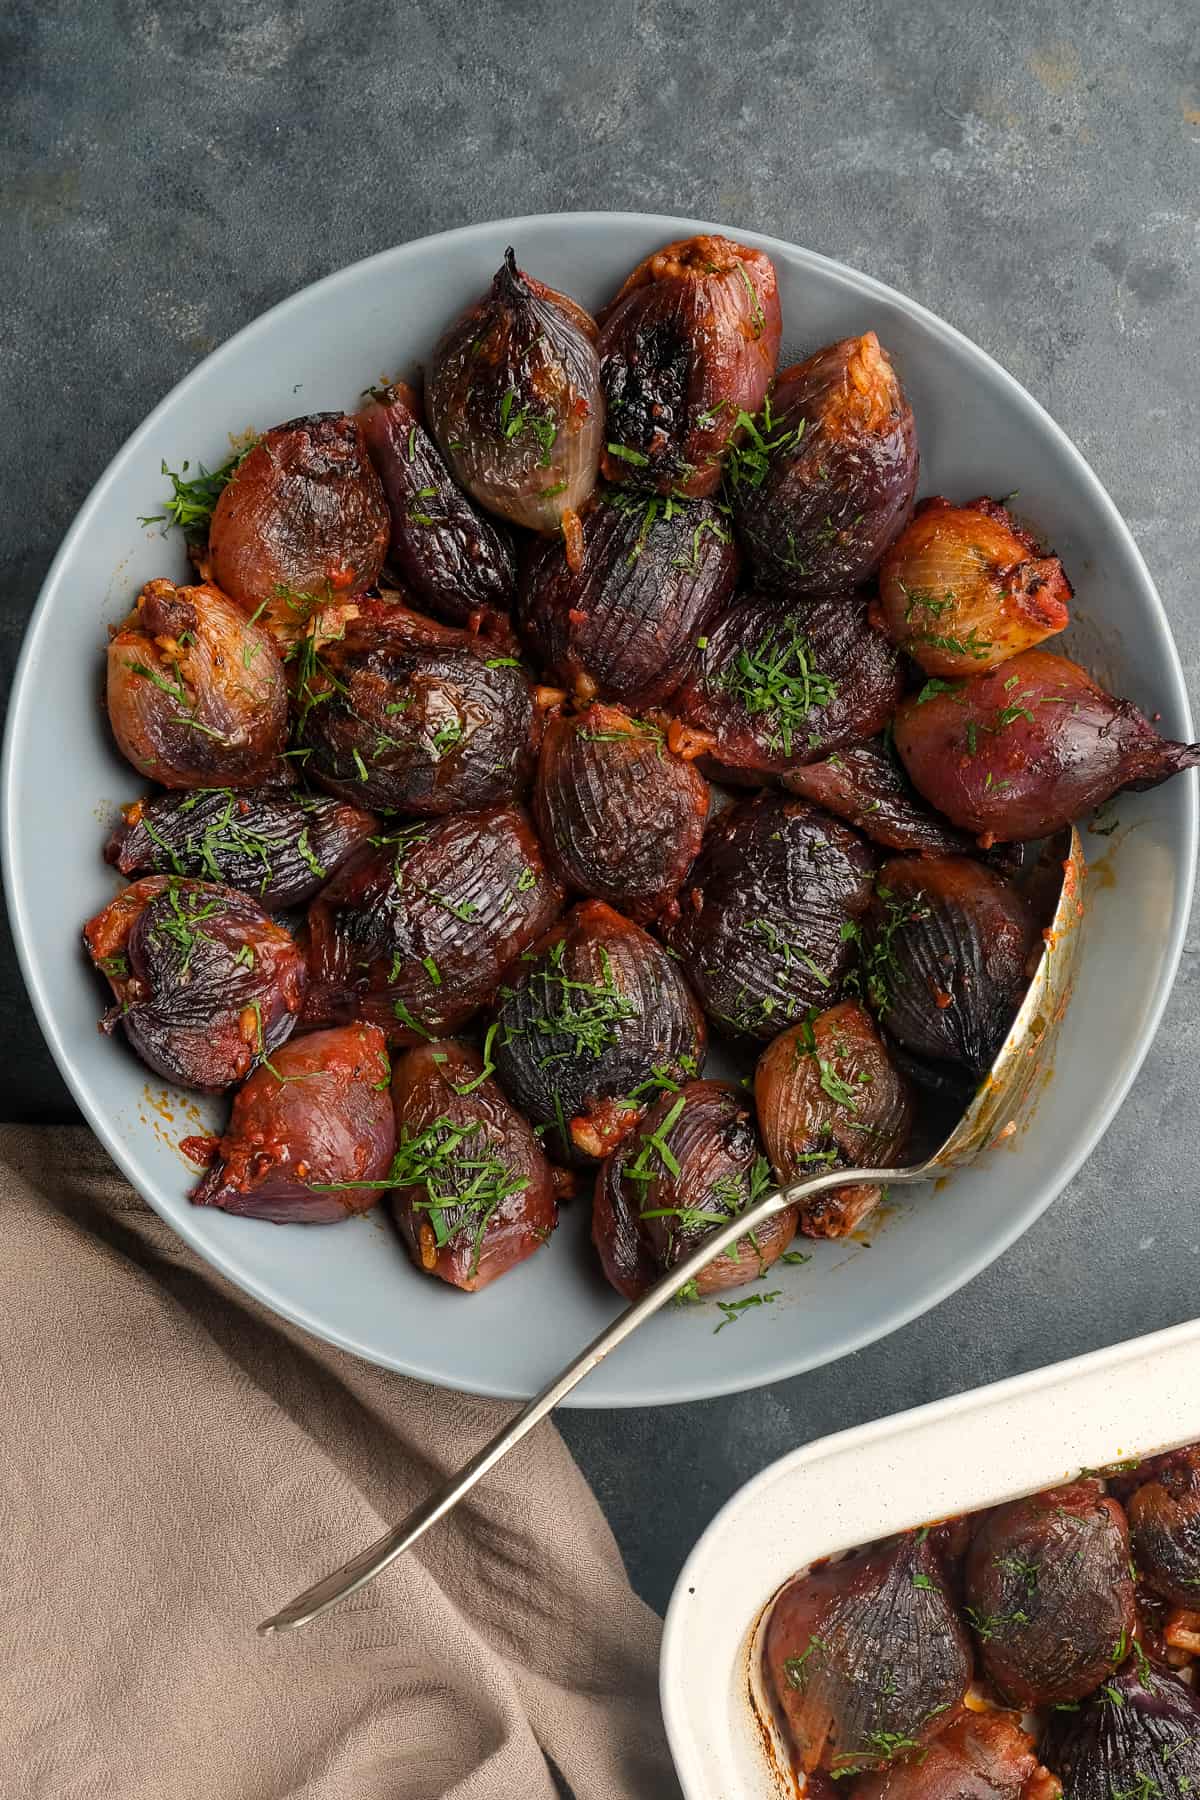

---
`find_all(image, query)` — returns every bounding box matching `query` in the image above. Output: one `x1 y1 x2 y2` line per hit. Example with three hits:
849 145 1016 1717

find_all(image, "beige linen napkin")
0 1126 677 1800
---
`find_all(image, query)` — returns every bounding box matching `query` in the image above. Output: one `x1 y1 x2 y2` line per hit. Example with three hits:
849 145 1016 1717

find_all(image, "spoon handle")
259 1163 908 1634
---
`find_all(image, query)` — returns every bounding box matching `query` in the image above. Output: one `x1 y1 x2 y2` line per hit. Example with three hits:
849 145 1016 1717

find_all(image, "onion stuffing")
83 876 306 1092
672 591 904 777
732 332 918 594
304 805 562 1045
490 900 706 1164
389 1039 559 1290
876 497 1072 677
533 703 709 921
854 1709 1062 1800
191 1022 395 1222
859 855 1037 1073
598 234 781 498
592 1079 796 1299
357 380 516 629
105 785 377 908
1127 1446 1200 1607
106 578 288 789
427 248 602 536
293 598 539 815
894 648 1200 843
963 1479 1136 1707
754 1000 913 1238
664 793 877 1040
1040 1657 1200 1799
517 488 738 707
207 412 390 643
784 742 975 856
764 1530 973 1778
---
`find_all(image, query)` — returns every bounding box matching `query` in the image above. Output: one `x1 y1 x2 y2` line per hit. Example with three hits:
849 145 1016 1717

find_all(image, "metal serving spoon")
259 826 1084 1635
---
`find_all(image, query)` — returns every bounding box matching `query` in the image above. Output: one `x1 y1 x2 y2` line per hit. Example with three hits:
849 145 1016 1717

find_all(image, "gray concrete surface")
3 0 1198 1636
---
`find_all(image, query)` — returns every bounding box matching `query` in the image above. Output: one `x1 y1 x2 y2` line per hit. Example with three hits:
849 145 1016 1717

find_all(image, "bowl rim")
3 209 1195 1406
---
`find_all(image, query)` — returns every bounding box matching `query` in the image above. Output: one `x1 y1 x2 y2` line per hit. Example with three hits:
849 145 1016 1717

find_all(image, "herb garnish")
716 617 837 755
139 440 258 538
510 939 638 1067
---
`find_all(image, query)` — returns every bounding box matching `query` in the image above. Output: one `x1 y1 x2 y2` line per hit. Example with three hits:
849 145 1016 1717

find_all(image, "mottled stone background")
2 0 1198 1632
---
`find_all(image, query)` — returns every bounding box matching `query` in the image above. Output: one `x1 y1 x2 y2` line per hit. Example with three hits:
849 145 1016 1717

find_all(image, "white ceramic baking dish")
660 1318 1200 1798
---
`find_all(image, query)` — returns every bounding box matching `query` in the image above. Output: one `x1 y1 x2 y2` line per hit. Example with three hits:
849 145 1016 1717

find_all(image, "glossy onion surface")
592 1079 796 1299
764 1531 972 1778
964 1479 1136 1707
673 591 903 777
389 1039 558 1291
83 876 306 1092
105 785 377 908
665 793 877 1040
304 805 562 1044
755 1000 913 1238
862 856 1036 1073
784 743 974 856
598 234 781 498
876 497 1072 676
854 1710 1061 1800
294 599 537 815
207 413 389 641
1127 1446 1200 1607
106 578 287 789
1041 1659 1200 1799
533 703 709 921
427 249 602 535
191 1023 394 1223
490 900 706 1164
894 649 1200 843
733 333 917 594
357 381 516 628
518 489 738 707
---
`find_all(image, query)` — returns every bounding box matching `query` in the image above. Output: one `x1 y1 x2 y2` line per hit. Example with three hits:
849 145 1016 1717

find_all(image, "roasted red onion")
106 578 288 789
732 333 918 593
963 1479 1136 1707
517 488 738 707
427 249 602 536
598 235 781 498
784 742 975 856
533 703 709 921
490 900 706 1164
304 805 562 1044
83 876 306 1092
1040 1657 1200 1798
876 497 1072 676
1127 1446 1200 1607
893 649 1200 844
754 1000 913 1238
357 381 516 629
191 1022 395 1222
207 413 390 643
592 1079 796 1298
859 856 1037 1073
104 785 377 908
293 599 539 815
388 1039 559 1290
673 592 903 777
664 794 877 1040
764 1531 972 1778
854 1710 1061 1800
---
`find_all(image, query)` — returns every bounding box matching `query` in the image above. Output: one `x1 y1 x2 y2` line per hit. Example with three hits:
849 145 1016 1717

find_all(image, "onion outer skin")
1127 1446 1200 1607
754 1000 913 1238
783 742 975 856
893 648 1200 844
191 1022 395 1223
1040 1658 1200 1798
598 234 782 498
853 1709 1060 1800
876 496 1072 677
533 703 709 922
592 1079 796 1299
389 1039 558 1291
106 579 288 789
427 249 602 534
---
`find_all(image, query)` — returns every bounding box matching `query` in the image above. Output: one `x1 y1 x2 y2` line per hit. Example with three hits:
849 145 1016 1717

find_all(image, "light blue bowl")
4 213 1194 1405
